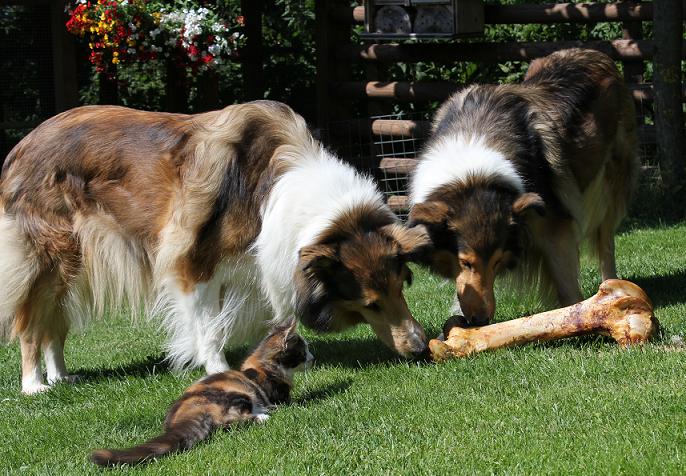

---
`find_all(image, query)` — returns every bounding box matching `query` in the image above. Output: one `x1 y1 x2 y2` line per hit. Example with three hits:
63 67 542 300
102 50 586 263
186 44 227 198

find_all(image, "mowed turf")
0 223 684 475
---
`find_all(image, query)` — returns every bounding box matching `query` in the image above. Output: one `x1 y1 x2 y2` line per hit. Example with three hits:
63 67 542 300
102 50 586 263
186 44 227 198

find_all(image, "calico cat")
91 320 313 466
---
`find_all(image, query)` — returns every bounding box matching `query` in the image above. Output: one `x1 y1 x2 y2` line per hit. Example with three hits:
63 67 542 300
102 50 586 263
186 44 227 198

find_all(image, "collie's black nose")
411 345 431 362
468 315 490 327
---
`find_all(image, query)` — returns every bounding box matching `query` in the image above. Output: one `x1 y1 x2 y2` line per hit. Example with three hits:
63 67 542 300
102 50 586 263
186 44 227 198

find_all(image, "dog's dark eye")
364 302 381 313
460 260 473 271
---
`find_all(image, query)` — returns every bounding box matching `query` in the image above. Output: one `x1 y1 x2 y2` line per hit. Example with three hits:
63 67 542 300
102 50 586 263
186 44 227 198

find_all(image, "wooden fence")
316 1 686 211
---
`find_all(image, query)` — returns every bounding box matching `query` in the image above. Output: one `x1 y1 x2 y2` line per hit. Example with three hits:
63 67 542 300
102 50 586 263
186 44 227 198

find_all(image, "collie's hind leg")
17 291 76 394
43 309 77 385
19 331 48 395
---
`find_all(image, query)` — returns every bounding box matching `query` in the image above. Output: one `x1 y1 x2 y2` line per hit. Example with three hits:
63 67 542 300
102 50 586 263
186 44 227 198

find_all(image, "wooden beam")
370 119 657 144
316 0 355 127
653 0 685 195
371 119 431 138
337 81 686 104
241 0 265 100
387 195 409 212
50 1 78 112
335 81 461 102
380 157 419 175
341 2 664 25
483 2 654 24
340 39 668 64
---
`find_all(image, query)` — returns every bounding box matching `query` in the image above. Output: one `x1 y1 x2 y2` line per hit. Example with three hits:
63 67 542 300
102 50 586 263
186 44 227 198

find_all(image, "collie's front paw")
22 382 51 395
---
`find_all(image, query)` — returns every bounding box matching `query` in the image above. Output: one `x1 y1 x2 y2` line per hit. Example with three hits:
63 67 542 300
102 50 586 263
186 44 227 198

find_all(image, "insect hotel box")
362 0 484 40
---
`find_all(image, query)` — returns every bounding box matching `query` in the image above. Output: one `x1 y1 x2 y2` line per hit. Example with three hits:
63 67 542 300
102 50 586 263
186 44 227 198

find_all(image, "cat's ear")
281 318 298 345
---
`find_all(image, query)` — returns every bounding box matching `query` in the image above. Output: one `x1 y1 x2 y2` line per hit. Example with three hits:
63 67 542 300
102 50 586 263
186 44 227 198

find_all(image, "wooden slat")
379 157 418 175
371 119 431 138
340 2 665 25
336 81 460 102
340 39 669 64
484 2 655 24
387 195 409 212
371 119 658 145
332 5 365 24
337 81 686 103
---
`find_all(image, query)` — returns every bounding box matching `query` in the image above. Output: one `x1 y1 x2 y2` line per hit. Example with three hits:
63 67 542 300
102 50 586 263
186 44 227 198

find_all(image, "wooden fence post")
50 1 78 112
241 0 265 101
653 0 684 198
316 0 354 129
621 2 645 123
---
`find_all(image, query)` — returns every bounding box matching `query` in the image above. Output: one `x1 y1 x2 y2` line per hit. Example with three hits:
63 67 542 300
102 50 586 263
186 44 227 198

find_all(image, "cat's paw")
254 413 270 424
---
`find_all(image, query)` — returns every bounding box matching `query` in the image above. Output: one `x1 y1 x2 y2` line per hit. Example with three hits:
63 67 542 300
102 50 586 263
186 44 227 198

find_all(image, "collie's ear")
299 243 339 277
512 192 545 217
296 244 340 332
294 273 333 332
381 223 434 263
407 200 450 227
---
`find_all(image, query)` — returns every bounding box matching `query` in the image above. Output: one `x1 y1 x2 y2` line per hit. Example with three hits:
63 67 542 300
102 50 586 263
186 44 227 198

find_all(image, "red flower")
236 15 245 26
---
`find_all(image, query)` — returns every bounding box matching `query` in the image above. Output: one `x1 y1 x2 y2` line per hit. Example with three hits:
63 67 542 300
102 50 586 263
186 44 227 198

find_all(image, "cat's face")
258 321 314 372
280 331 314 372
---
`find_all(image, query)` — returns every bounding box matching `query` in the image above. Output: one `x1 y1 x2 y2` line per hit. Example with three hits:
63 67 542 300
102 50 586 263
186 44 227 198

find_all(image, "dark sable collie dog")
1 100 430 394
409 49 638 325
92 320 313 466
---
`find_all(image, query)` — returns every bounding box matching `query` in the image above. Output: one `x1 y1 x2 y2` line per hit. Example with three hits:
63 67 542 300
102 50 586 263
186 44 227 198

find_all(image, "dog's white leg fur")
20 335 49 395
44 339 68 384
168 280 230 374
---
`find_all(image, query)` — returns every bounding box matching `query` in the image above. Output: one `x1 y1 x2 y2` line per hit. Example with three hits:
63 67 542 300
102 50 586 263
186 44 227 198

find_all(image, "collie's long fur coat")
1 101 429 394
409 49 639 324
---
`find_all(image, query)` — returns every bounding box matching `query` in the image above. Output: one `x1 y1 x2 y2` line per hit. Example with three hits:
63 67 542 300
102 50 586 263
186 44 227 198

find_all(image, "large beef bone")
430 279 657 361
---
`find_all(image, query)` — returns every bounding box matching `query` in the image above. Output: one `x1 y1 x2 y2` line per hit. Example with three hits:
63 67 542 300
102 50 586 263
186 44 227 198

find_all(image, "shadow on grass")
72 336 412 383
293 379 353 406
627 270 686 308
308 336 421 369
74 354 172 383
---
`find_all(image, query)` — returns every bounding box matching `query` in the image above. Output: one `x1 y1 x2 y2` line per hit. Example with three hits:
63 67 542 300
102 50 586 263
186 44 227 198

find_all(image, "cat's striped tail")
90 416 213 466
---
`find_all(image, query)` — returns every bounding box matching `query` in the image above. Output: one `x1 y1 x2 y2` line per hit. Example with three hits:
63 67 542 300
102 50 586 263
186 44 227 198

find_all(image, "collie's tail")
0 212 40 340
90 416 213 467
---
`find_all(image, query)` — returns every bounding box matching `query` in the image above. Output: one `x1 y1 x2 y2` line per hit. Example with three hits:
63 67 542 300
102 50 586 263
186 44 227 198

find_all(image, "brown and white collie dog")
409 49 639 326
0 100 431 394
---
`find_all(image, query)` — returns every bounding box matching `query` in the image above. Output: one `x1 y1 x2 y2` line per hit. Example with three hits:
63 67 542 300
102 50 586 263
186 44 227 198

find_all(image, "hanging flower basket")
66 0 245 75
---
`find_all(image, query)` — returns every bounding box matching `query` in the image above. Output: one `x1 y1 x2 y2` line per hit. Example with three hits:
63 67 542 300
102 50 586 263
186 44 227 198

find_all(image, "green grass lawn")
1 222 685 475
